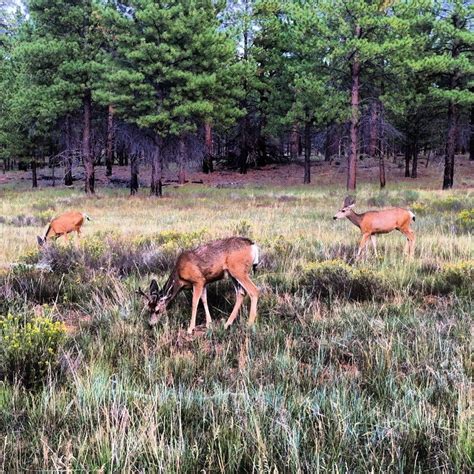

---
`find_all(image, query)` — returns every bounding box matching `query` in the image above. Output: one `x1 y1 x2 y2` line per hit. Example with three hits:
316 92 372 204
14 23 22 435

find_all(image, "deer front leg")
370 235 378 257
224 283 245 329
356 233 371 260
188 283 204 335
200 287 213 328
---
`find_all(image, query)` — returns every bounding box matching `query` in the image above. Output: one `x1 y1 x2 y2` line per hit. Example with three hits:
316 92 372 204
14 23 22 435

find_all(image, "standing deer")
333 196 415 258
138 237 260 334
37 211 91 246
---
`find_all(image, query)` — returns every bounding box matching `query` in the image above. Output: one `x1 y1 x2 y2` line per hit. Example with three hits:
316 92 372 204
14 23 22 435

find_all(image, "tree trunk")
151 144 163 197
178 136 186 184
239 117 249 174
31 159 38 188
347 33 361 191
304 121 311 184
443 102 458 189
290 124 299 160
469 102 474 161
404 144 411 178
203 122 213 173
82 90 94 194
106 105 114 177
130 154 139 195
64 115 73 186
411 139 418 178
379 154 386 189
369 101 378 158
324 127 331 161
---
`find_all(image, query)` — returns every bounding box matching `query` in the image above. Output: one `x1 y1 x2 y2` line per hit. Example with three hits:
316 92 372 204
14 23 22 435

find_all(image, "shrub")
399 190 420 205
232 219 252 238
300 260 388 301
428 261 474 296
410 202 429 216
9 214 42 227
366 192 389 208
0 312 66 387
455 209 474 233
430 196 466 212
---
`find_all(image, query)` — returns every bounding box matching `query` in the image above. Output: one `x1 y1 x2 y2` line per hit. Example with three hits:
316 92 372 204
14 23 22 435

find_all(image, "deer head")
333 196 356 220
137 279 162 326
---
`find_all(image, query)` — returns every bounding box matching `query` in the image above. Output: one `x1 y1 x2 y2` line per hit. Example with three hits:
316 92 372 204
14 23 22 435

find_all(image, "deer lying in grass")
37 211 91 246
333 196 416 258
139 237 260 334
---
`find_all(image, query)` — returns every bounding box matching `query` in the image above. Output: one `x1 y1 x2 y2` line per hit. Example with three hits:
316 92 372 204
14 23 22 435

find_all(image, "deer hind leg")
200 286 213 328
188 282 204 335
224 279 246 329
401 228 415 257
230 272 260 327
370 235 378 257
356 233 371 260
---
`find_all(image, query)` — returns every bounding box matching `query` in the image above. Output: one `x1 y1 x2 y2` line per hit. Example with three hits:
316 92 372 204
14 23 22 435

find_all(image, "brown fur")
334 199 415 258
145 237 260 334
38 211 87 245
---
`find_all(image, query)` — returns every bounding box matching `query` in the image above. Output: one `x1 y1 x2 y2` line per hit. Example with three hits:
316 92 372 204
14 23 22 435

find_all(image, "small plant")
233 219 252 237
0 311 66 386
400 190 420 205
428 261 474 296
300 259 388 301
430 196 466 212
366 192 389 208
410 201 428 216
455 209 474 233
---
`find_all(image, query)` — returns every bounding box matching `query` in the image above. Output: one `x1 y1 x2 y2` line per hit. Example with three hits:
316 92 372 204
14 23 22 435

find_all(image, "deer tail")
251 243 260 273
408 210 415 222
83 213 92 221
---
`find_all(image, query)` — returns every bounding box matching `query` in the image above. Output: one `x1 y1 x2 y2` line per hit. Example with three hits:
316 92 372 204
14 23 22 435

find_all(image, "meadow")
0 182 473 472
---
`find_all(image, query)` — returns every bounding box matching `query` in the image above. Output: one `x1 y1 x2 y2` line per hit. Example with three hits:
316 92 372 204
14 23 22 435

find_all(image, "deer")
333 196 416 258
138 237 260 334
37 211 91 246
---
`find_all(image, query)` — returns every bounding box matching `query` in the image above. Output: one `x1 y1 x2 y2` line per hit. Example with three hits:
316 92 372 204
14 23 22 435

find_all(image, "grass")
0 181 473 472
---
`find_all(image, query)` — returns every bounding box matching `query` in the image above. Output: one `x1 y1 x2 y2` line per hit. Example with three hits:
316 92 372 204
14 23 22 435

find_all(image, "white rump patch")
251 244 260 266
408 210 415 220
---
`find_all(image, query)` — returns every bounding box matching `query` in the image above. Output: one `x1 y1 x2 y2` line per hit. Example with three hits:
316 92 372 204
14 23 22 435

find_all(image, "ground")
0 159 472 471
1 154 474 190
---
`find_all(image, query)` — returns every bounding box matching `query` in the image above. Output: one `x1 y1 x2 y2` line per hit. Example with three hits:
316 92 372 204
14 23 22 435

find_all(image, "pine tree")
14 0 107 192
416 0 474 189
98 0 242 194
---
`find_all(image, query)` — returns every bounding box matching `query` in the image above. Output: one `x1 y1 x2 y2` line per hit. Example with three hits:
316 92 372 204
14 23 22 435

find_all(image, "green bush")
0 312 66 386
430 196 466 212
366 192 389 208
455 209 474 233
428 261 474 296
300 259 389 301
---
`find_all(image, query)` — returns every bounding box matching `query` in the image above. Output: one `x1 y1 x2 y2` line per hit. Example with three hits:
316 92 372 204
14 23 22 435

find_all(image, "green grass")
0 183 473 471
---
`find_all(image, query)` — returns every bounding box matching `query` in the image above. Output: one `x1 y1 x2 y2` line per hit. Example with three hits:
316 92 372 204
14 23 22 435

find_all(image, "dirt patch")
2 155 473 190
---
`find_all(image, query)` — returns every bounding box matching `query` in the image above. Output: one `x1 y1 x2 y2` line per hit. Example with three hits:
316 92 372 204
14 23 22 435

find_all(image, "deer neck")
346 210 363 229
161 270 181 306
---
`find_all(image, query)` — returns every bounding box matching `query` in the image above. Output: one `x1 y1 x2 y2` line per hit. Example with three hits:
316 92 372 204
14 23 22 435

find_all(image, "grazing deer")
138 237 260 334
333 196 415 258
37 211 91 246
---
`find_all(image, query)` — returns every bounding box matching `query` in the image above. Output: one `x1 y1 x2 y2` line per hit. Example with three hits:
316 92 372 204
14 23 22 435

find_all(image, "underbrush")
0 310 66 387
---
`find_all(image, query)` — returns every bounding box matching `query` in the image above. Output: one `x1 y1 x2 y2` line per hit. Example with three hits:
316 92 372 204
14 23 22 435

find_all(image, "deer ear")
343 195 356 208
149 279 160 296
